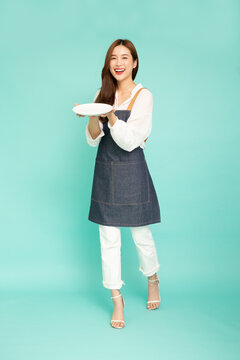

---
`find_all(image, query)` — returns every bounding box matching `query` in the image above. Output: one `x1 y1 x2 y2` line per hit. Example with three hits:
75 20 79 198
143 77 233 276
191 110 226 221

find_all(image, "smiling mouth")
114 69 125 75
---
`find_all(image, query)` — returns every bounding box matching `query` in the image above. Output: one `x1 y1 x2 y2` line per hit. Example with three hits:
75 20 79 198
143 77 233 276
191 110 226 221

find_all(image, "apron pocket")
113 161 149 205
91 161 113 204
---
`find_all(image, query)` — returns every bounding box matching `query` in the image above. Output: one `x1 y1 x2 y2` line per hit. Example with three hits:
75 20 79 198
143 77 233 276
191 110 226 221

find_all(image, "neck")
117 78 137 94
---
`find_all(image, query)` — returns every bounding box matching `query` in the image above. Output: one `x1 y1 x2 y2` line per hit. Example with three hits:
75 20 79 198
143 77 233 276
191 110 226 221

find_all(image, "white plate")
72 103 113 116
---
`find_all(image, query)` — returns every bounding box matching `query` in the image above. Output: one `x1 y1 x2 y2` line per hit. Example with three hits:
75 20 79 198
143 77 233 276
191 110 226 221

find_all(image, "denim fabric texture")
88 109 161 227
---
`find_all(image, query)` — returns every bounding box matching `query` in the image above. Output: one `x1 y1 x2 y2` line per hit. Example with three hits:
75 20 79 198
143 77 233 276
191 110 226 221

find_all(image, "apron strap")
126 87 146 111
126 87 149 143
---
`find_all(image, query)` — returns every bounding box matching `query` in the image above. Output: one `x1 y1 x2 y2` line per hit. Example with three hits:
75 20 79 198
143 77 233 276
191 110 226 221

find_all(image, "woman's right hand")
74 103 85 117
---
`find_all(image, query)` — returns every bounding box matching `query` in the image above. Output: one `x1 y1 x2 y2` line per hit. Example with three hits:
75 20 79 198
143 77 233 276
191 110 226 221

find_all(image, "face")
109 45 137 82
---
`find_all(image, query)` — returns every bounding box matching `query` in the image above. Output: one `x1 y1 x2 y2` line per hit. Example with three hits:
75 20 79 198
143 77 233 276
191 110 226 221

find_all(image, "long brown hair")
94 39 139 123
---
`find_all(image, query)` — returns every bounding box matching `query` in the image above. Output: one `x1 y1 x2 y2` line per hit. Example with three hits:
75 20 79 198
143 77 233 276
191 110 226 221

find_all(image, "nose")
115 59 123 65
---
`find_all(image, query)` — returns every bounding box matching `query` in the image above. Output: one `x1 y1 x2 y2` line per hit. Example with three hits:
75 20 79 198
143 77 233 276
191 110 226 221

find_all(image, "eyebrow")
111 54 129 57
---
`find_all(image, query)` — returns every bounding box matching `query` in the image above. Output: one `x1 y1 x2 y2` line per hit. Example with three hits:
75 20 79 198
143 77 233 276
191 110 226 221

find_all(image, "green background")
1 0 239 359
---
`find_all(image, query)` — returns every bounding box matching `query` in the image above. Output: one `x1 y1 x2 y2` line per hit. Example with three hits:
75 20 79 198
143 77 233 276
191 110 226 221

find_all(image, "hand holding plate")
74 103 86 117
99 106 116 118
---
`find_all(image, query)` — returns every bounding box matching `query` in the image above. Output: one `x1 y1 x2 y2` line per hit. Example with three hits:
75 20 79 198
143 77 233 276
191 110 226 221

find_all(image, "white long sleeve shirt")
85 83 153 151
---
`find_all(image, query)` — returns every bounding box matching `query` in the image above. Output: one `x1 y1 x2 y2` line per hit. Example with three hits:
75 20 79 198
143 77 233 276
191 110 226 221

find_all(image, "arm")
86 117 105 147
86 89 105 147
107 89 153 152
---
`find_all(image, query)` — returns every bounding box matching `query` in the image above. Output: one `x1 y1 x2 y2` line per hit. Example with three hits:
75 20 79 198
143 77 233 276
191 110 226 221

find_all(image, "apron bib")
88 88 161 227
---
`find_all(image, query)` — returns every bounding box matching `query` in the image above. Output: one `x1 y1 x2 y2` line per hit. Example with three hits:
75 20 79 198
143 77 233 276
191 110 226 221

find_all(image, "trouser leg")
98 224 125 290
130 225 160 277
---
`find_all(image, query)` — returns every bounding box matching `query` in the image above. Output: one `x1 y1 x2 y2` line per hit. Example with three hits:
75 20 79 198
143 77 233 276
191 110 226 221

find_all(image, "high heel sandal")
110 293 125 329
147 273 161 309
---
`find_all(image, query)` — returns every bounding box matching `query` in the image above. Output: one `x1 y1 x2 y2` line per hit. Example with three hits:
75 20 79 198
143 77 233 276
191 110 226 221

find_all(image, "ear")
133 59 137 69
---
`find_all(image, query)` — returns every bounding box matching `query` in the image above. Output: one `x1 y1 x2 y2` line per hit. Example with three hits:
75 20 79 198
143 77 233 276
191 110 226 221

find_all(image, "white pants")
98 224 160 290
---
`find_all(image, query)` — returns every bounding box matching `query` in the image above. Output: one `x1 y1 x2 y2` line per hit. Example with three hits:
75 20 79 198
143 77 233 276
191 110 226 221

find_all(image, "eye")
110 57 128 60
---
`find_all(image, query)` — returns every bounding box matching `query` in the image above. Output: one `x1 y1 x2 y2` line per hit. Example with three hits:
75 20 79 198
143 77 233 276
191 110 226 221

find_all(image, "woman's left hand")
99 107 117 127
99 107 115 118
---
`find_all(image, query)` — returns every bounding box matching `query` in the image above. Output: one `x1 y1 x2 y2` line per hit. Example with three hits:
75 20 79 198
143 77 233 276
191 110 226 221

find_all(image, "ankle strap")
111 294 122 299
148 274 159 283
148 279 159 283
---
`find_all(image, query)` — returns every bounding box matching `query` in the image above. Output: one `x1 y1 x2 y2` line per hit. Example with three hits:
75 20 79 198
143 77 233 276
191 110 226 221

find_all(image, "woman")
75 39 161 329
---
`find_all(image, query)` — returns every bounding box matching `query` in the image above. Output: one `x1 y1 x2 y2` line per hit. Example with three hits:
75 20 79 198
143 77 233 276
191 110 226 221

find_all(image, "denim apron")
88 88 161 227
